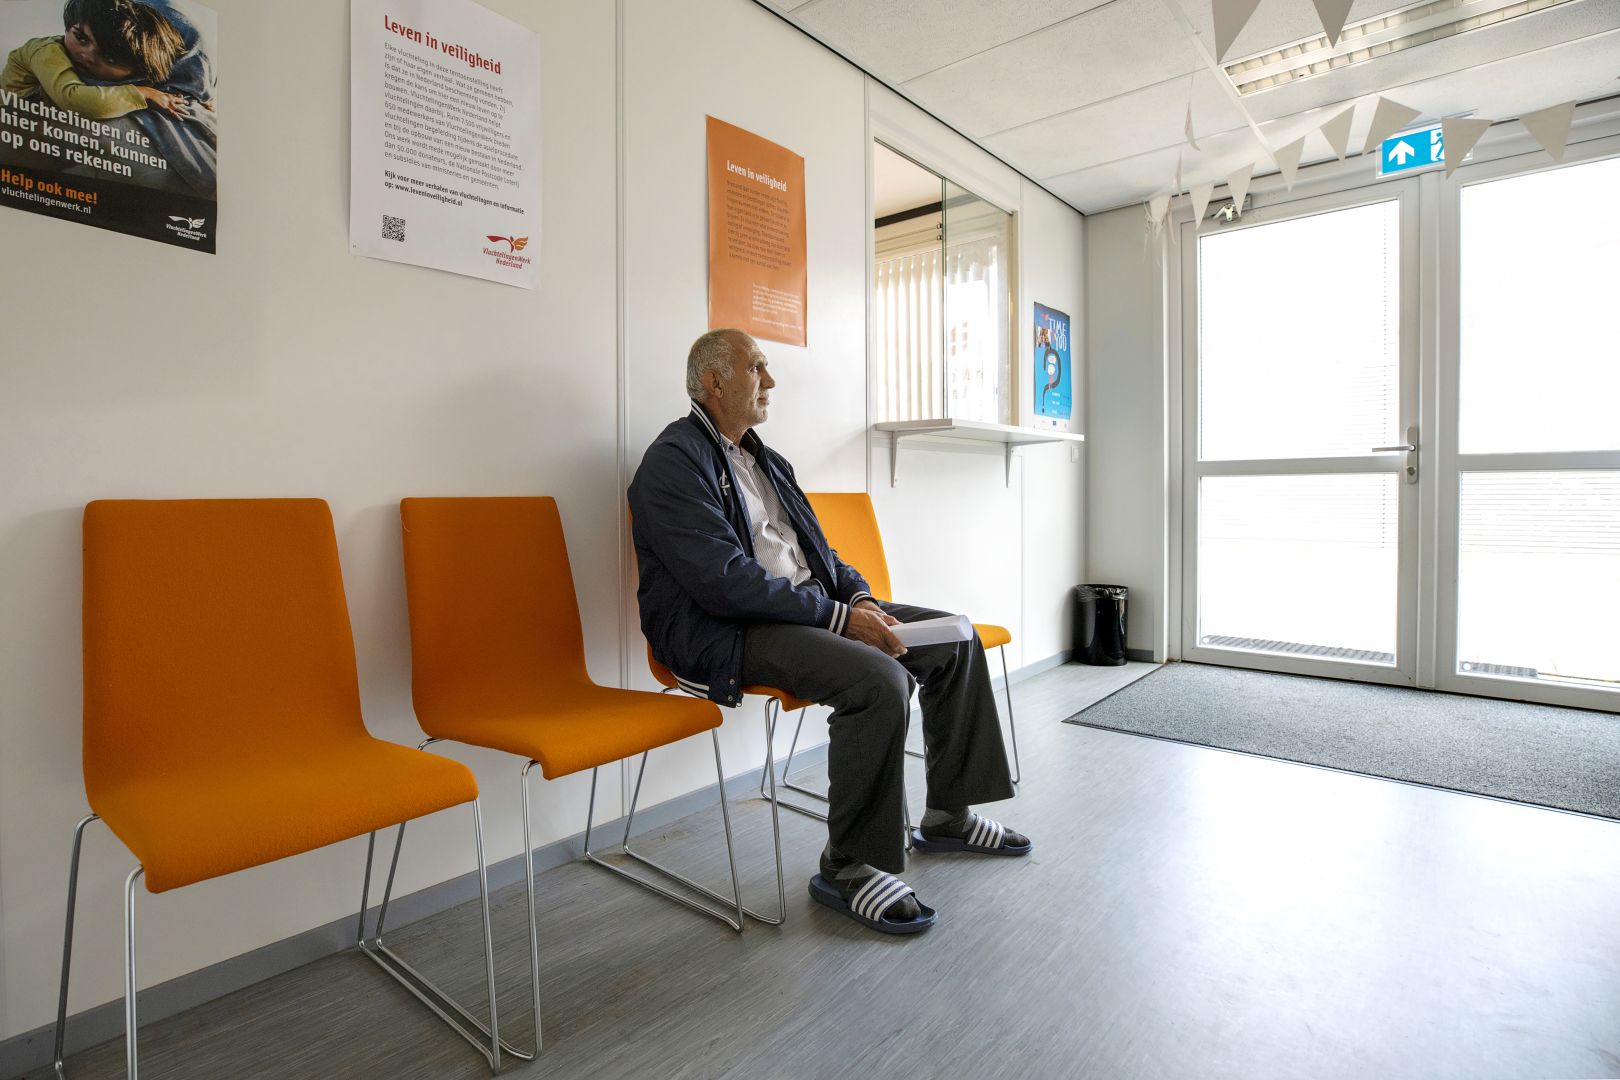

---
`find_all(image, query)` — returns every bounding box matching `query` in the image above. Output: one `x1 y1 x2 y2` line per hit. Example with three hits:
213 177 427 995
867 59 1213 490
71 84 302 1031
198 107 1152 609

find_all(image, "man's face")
711 333 775 431
64 22 136 81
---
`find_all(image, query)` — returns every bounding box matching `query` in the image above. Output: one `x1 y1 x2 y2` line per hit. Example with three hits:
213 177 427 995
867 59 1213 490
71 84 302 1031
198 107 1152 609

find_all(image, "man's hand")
854 597 898 623
844 603 905 657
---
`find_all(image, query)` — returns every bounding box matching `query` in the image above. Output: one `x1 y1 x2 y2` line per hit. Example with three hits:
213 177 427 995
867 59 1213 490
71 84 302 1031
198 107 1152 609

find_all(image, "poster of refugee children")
0 0 217 251
1032 303 1072 427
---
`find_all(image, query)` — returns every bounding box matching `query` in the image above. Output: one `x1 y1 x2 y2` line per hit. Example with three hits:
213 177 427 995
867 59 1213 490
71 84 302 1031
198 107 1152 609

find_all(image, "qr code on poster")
382 215 405 242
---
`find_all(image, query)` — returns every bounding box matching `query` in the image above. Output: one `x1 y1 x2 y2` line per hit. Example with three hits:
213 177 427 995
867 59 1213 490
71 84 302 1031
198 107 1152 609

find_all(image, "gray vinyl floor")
43 661 1620 1080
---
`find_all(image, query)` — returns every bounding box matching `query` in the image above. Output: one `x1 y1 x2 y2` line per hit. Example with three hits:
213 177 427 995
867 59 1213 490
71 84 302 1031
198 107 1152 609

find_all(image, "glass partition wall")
873 143 1014 424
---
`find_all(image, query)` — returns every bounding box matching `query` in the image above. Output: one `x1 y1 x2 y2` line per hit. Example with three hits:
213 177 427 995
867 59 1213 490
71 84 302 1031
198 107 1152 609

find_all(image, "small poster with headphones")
1032 303 1072 428
0 0 218 251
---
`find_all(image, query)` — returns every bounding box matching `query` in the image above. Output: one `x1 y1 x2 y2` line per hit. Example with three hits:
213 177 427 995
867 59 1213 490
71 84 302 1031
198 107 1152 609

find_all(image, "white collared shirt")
724 437 813 587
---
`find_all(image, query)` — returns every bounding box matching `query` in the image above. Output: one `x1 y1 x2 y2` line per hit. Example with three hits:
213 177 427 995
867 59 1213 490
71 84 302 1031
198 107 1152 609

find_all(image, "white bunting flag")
1519 102 1576 162
1185 100 1202 152
1213 0 1263 61
1320 105 1356 160
1441 116 1492 176
1227 163 1254 216
1362 97 1422 156
1273 137 1305 190
1191 183 1214 230
1148 194 1171 238
1312 0 1355 47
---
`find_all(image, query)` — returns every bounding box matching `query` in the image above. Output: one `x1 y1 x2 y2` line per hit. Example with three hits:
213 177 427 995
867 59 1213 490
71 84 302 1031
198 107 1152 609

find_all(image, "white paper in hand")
890 614 975 648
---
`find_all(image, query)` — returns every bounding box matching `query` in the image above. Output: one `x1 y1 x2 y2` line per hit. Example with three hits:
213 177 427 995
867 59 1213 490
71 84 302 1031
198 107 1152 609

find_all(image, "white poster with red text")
349 0 539 288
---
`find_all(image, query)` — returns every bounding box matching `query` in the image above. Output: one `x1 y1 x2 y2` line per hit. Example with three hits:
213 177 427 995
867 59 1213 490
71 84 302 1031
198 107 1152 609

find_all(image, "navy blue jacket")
628 403 873 706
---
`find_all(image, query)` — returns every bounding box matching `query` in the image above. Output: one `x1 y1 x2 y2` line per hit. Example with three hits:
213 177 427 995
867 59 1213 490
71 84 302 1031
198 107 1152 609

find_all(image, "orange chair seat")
744 686 814 712
975 622 1012 650
90 735 477 894
645 646 814 713
415 684 722 780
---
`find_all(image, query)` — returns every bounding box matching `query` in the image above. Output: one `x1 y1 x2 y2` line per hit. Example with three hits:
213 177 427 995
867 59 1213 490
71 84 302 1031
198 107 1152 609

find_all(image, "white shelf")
874 419 1084 486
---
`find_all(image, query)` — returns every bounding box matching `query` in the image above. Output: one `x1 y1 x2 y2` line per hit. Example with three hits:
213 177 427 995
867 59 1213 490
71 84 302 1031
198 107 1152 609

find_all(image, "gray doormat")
1065 662 1620 820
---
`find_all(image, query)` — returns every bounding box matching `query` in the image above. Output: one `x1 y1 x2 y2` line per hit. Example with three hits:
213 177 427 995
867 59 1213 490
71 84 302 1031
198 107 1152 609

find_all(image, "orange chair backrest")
806 492 893 603
400 498 592 725
82 499 366 797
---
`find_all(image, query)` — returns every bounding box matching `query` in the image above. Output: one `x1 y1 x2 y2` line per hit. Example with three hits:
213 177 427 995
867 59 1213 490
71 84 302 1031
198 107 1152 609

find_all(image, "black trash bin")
1074 585 1128 666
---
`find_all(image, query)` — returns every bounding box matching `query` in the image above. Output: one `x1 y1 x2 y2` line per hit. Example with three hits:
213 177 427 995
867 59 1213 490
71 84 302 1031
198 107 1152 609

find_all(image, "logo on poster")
165 215 208 241
482 235 531 270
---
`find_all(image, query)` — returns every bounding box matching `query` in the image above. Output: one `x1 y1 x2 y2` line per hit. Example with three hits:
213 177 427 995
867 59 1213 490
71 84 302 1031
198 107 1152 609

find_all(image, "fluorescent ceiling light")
1223 0 1579 94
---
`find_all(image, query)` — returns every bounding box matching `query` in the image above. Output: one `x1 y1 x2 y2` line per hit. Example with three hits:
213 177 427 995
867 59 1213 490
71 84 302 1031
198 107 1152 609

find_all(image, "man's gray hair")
686 329 745 401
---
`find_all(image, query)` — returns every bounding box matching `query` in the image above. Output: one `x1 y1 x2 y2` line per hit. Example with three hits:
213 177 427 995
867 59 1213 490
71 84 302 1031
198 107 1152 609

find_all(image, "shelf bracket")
889 430 901 487
1005 445 1016 487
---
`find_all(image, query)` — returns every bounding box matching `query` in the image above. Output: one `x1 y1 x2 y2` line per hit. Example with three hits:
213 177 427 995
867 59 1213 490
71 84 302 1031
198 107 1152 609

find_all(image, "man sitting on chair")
628 328 1030 935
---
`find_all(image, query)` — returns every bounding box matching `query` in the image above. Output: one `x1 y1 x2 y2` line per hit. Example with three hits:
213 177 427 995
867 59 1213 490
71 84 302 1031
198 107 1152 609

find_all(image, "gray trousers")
741 601 1014 873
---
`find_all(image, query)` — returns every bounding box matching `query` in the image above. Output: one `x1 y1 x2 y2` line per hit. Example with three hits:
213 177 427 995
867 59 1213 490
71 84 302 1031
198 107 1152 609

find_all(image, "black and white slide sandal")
808 872 938 935
909 814 1032 856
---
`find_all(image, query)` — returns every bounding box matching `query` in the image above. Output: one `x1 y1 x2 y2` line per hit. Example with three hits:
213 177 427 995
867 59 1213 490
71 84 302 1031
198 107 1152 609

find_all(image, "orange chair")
55 500 499 1079
397 497 747 1047
803 492 1023 785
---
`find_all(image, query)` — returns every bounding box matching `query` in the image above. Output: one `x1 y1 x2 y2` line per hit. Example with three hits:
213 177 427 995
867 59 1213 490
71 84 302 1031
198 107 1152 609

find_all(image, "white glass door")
1436 147 1620 710
1181 183 1420 685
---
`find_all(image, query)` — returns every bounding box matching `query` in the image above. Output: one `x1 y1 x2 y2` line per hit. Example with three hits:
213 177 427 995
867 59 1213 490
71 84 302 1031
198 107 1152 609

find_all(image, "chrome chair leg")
358 799 515 1071
760 700 916 851
52 813 100 1080
755 699 787 924
518 761 544 1058
758 702 830 823
755 702 777 799
584 731 762 928
900 648 1019 787
124 866 143 1080
711 737 749 929
999 647 1022 786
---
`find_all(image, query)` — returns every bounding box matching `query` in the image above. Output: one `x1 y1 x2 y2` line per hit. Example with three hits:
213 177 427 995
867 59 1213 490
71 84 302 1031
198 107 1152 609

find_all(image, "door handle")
1372 425 1419 484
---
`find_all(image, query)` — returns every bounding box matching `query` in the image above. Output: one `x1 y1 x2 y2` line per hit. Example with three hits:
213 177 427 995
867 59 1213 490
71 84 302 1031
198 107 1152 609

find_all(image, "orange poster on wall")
706 116 807 347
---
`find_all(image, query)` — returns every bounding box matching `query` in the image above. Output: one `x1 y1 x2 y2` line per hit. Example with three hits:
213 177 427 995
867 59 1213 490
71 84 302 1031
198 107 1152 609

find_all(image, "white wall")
0 0 621 1043
1018 178 1088 663
1084 205 1169 659
0 0 1085 1047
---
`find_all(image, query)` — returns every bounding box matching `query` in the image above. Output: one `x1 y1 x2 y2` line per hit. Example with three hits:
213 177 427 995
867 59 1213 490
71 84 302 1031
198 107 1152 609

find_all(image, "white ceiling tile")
791 0 1115 84
1175 0 1432 64
1051 31 1620 213
1249 30 1620 167
1046 126 1271 211
901 0 1200 137
774 0 1620 215
1238 3 1620 122
984 69 1250 179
